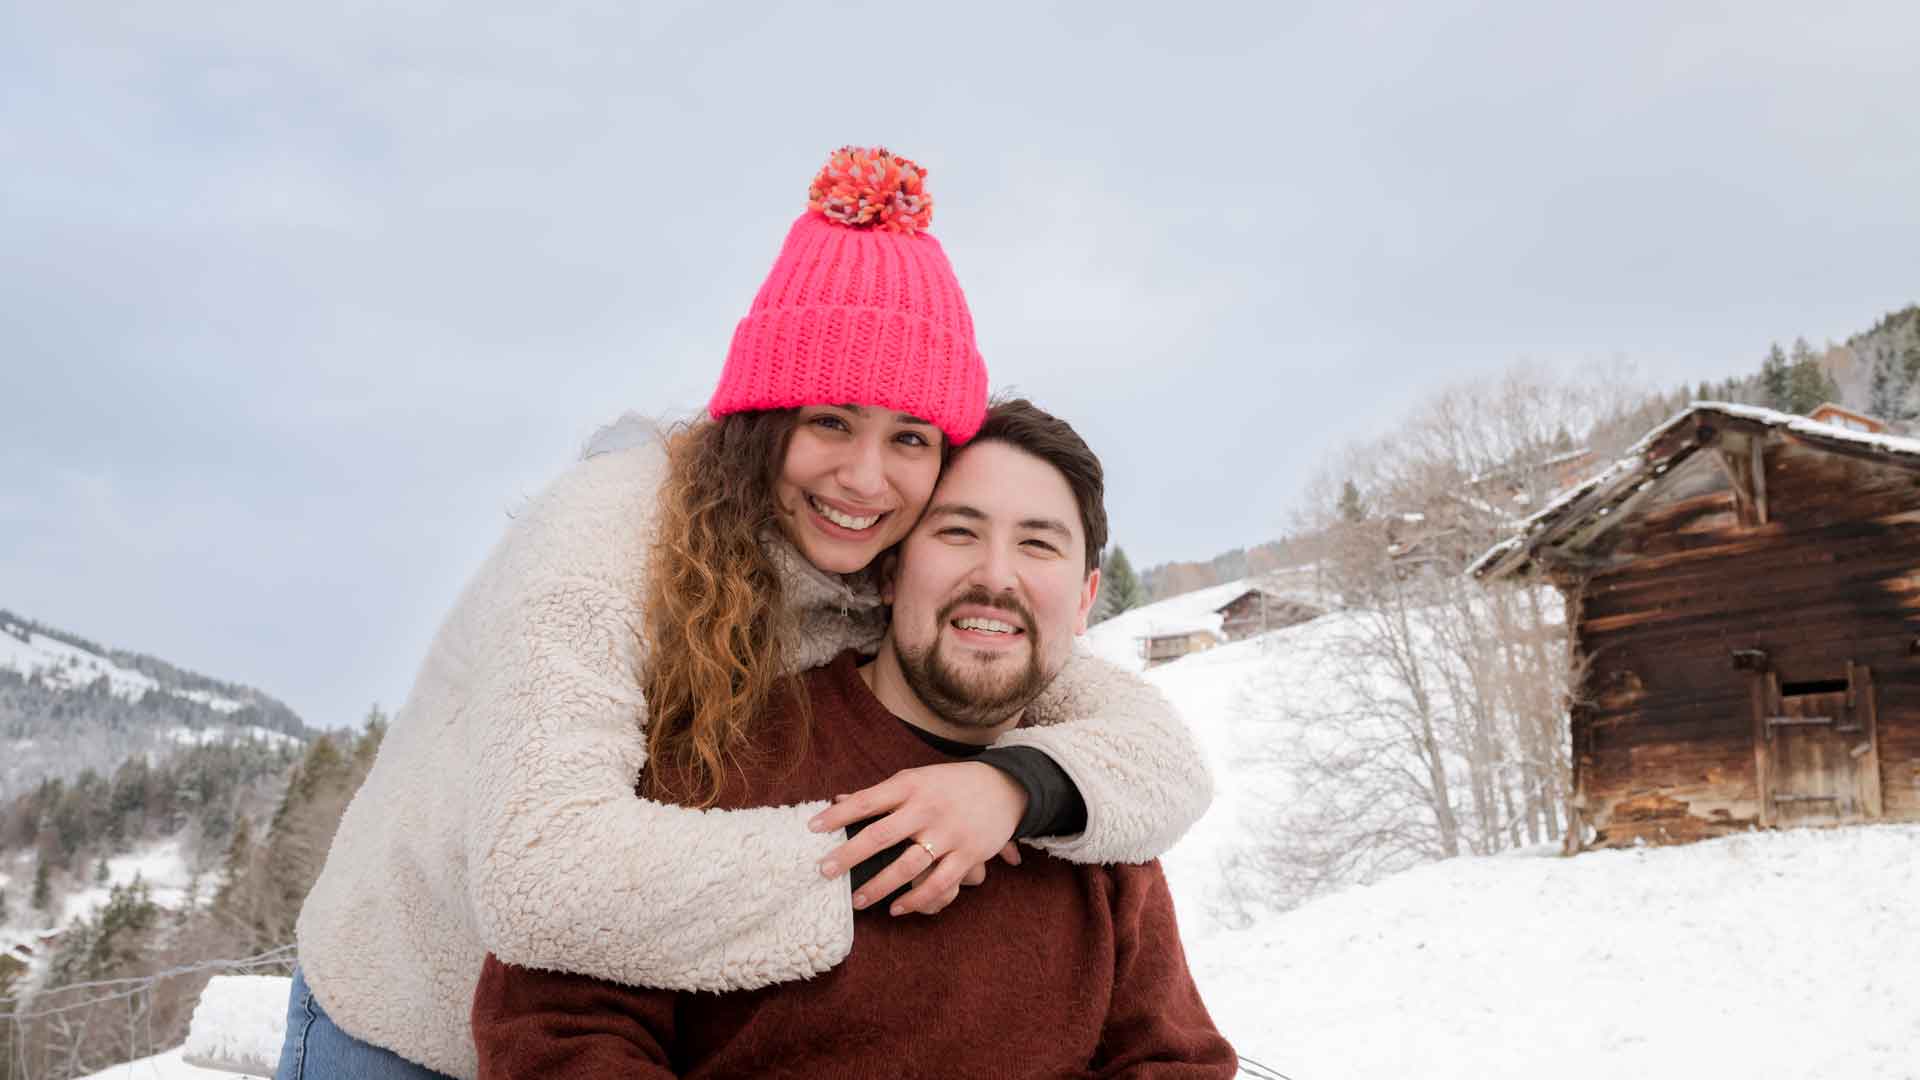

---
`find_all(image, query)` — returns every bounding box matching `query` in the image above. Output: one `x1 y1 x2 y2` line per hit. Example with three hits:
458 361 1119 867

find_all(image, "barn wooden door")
1756 664 1883 828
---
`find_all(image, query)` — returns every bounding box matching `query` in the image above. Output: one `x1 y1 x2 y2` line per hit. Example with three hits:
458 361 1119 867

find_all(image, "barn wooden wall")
1566 442 1920 848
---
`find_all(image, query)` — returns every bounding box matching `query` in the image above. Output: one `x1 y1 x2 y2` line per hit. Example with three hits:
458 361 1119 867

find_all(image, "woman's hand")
809 761 1028 916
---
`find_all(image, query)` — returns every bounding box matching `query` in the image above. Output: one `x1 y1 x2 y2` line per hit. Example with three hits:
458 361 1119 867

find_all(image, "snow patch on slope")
56 838 199 929
164 725 302 753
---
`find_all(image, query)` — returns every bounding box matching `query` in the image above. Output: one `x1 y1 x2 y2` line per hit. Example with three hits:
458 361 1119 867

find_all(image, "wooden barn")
1472 402 1920 851
1213 589 1322 641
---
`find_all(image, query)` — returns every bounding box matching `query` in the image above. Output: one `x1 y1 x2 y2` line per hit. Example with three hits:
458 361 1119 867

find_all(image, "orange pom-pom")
808 146 933 235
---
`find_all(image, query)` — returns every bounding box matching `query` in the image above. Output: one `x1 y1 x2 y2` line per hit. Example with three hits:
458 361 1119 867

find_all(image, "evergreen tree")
1906 340 1920 428
1760 342 1791 410
1338 479 1368 523
31 858 50 912
47 878 158 987
0 885 9 923
0 952 15 1004
1785 338 1837 414
220 815 254 889
1871 338 1920 430
1869 348 1909 423
354 705 389 771
1094 548 1149 623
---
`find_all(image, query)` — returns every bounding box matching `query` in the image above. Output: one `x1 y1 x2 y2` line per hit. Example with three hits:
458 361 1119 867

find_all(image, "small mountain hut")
1473 403 1920 850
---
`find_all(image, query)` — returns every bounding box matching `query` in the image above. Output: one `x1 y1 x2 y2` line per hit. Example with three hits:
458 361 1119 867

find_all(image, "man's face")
885 440 1101 728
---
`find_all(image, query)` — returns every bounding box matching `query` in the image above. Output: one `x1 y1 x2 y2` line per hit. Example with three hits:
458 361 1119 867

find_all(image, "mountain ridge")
0 608 315 803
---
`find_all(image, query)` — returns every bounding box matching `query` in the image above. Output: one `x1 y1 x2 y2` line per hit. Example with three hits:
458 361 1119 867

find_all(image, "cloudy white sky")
4 2 1917 728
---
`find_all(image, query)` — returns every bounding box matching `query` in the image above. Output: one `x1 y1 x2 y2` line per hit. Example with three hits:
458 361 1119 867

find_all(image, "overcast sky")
4 1 1917 728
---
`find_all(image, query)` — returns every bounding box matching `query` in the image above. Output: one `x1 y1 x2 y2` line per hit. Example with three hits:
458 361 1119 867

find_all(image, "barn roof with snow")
1470 401 1920 582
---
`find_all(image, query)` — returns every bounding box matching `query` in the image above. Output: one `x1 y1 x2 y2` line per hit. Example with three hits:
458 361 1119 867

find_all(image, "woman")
277 148 1212 1080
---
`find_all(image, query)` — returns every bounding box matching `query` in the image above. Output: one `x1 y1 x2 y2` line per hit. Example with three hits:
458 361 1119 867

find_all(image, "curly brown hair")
640 409 807 807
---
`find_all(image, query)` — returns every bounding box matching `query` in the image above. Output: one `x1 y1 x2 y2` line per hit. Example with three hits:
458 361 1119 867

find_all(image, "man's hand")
809 761 1028 916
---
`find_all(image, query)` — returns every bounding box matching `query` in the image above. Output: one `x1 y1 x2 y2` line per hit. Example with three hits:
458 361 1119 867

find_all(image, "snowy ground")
77 1049 235 1080
1183 826 1920 1079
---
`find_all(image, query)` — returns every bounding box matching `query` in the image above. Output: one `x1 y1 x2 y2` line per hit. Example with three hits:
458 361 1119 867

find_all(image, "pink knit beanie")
708 147 988 445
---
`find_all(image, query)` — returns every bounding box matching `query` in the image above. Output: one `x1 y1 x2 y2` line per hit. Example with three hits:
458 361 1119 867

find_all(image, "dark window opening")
1780 678 1849 697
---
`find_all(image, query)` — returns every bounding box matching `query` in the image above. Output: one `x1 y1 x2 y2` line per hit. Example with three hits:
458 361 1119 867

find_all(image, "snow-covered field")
1185 826 1920 1079
78 1049 223 1079
65 589 1920 1078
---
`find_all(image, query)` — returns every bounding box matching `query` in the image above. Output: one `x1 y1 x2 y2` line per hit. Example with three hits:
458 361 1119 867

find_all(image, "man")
471 400 1235 1079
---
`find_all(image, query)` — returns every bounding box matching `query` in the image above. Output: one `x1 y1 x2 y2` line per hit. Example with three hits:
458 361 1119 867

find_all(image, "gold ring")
917 840 938 860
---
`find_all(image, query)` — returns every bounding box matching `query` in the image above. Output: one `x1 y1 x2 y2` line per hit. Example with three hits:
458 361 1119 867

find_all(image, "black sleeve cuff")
976 746 1088 840
843 816 910 898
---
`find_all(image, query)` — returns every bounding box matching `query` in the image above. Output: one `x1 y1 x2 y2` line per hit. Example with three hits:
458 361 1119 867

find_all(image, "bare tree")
1230 363 1640 913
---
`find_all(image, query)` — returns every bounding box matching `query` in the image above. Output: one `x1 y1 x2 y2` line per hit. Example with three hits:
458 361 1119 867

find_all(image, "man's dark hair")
969 398 1108 575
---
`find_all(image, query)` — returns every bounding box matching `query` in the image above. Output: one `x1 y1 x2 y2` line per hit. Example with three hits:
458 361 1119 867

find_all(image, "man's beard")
895 588 1050 729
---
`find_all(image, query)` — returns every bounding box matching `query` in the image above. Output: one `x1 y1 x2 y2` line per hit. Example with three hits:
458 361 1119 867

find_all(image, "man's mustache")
936 587 1034 635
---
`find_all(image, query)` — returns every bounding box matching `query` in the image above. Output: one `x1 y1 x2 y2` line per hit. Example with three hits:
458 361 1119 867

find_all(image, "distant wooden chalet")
1808 401 1888 435
1214 589 1322 641
1139 628 1220 668
1472 403 1920 851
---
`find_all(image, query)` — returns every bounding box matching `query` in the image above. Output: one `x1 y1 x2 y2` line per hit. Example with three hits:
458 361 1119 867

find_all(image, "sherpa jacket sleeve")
992 648 1214 863
460 443 855 993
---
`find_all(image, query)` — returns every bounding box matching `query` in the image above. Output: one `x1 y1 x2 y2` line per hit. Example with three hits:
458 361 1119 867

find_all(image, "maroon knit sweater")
471 651 1236 1080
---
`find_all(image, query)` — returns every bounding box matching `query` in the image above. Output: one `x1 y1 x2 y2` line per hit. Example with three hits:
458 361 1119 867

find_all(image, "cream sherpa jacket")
294 433 1213 1079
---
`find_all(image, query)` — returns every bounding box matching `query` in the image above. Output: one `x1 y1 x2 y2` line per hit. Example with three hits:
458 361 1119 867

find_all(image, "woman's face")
776 404 944 575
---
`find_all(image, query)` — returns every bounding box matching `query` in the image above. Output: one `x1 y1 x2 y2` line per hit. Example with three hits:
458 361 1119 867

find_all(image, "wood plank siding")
1565 440 1920 847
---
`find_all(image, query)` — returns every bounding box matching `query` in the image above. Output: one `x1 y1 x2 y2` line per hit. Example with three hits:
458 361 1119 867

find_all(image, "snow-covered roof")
1470 401 1920 580
1084 573 1331 671
1212 588 1323 619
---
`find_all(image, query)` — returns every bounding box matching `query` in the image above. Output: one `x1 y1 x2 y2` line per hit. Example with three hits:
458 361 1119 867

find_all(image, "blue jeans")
275 967 457 1080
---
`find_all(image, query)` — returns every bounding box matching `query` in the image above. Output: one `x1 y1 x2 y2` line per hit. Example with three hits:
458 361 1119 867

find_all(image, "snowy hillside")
0 609 312 802
1086 579 1251 670
0 615 248 712
0 838 201 965
1084 565 1330 673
